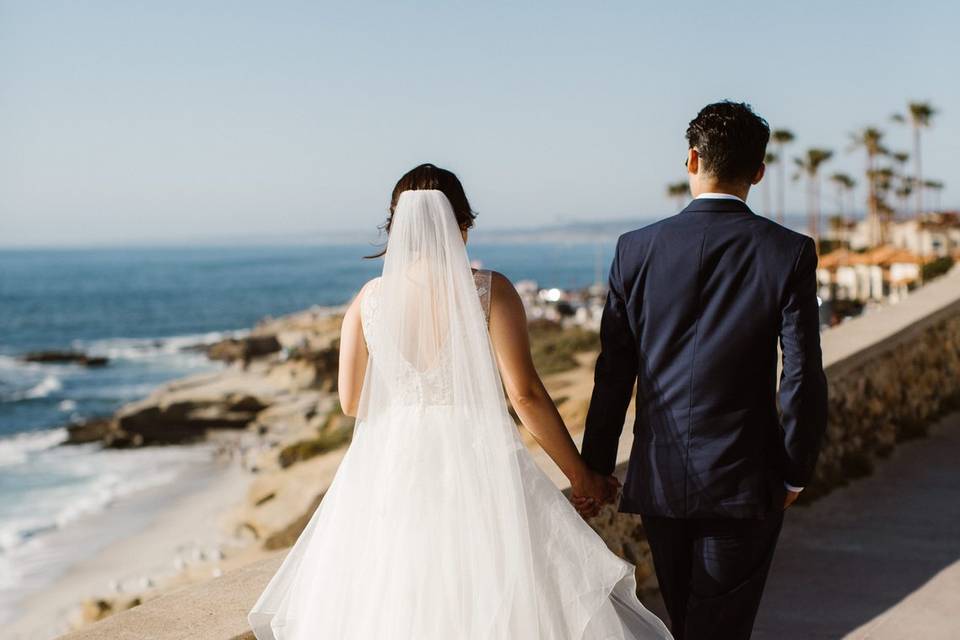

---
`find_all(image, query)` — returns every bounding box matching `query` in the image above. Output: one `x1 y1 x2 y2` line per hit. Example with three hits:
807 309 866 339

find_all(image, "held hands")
570 471 620 520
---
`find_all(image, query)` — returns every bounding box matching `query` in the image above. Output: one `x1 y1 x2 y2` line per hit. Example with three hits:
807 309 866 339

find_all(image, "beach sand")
9 448 252 640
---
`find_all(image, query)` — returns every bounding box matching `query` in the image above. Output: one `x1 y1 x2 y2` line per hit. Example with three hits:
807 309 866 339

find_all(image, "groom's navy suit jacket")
582 196 828 519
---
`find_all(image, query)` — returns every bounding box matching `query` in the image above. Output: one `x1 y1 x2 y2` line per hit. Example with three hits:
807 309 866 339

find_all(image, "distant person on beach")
579 101 829 639
248 164 672 639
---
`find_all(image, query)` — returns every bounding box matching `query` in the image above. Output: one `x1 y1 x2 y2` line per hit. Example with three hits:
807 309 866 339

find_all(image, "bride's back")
358 268 493 408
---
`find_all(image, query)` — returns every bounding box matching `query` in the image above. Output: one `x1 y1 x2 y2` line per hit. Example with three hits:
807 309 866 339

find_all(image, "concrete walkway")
754 412 960 639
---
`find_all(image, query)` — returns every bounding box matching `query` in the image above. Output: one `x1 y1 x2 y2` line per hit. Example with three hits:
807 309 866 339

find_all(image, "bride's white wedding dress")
248 190 672 640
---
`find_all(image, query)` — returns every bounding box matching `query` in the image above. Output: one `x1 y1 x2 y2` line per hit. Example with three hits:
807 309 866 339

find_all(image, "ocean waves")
0 430 218 621
0 331 229 438
0 427 67 468
0 329 229 623
0 436 205 553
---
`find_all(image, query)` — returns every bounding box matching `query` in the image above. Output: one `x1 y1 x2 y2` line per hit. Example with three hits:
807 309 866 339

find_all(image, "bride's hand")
571 471 619 519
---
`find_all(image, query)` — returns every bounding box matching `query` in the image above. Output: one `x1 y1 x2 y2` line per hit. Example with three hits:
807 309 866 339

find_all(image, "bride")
248 164 671 639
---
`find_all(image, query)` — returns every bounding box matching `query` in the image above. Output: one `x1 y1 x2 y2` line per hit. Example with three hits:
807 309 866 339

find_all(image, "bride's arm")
488 273 605 497
338 285 370 417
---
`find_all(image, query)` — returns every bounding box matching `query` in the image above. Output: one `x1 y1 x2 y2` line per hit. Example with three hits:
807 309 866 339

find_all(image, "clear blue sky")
1 0 956 247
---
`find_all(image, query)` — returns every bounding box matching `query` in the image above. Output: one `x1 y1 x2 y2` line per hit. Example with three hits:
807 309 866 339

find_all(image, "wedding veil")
353 189 541 634
356 189 515 440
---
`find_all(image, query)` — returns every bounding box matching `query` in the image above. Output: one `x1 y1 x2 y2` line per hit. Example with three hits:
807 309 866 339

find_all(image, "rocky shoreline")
8 305 353 635
33 303 600 636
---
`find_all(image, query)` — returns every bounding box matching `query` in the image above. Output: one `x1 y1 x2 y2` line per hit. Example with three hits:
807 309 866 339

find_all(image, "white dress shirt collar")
695 192 746 203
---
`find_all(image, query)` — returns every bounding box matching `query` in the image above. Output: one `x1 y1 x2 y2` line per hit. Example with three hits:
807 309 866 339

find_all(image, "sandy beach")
9 444 252 640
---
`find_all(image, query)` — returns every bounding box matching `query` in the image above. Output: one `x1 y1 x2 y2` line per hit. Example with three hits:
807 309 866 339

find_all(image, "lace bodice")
360 269 492 407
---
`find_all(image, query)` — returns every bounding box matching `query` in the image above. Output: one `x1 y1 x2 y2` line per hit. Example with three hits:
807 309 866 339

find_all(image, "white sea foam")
76 329 246 362
0 428 67 467
0 358 67 403
0 440 221 628
0 330 230 623
23 374 62 399
0 437 215 559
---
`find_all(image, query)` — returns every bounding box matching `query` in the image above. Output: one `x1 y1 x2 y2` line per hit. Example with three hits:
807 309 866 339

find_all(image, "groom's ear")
751 162 766 185
686 148 699 175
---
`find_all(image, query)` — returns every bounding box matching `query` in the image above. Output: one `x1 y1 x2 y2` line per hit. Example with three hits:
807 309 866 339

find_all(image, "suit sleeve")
581 237 638 475
778 237 829 487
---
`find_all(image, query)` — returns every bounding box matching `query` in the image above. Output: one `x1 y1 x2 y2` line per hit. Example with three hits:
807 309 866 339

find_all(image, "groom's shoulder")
615 211 811 265
749 215 813 251
615 214 678 254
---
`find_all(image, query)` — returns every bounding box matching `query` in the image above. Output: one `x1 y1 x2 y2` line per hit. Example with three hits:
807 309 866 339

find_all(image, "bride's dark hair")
367 163 476 258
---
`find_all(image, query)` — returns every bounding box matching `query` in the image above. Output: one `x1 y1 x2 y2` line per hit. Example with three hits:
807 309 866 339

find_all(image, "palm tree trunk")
835 183 845 249
847 188 855 247
914 125 923 216
867 154 879 246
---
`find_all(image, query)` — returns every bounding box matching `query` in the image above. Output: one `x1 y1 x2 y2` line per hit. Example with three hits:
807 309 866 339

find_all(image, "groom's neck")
691 180 751 202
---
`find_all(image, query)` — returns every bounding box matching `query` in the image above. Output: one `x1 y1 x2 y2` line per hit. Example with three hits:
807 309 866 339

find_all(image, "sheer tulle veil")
355 189 541 633
247 190 672 639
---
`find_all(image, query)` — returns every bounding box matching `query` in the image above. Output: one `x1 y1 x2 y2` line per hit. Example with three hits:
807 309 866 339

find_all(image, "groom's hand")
783 489 801 510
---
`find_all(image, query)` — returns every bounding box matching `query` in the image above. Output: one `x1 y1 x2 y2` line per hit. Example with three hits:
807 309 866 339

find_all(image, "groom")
578 101 828 639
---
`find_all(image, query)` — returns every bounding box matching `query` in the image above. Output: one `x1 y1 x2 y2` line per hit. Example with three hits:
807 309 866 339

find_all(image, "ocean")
0 242 612 622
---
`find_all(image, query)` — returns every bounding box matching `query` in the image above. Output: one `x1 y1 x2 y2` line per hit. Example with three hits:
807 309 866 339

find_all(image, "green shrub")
922 256 955 282
527 320 599 376
278 403 357 469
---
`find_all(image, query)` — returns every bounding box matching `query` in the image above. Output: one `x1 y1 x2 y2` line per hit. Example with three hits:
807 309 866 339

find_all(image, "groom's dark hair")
686 101 770 185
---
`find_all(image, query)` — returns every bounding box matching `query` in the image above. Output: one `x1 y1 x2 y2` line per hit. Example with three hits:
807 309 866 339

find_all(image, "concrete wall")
60 268 960 640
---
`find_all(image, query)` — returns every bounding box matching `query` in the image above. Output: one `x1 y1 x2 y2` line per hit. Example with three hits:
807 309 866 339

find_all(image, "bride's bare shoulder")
488 270 514 295
487 271 524 317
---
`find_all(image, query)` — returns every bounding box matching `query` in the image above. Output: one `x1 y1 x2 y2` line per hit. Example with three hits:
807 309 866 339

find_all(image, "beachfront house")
817 246 926 303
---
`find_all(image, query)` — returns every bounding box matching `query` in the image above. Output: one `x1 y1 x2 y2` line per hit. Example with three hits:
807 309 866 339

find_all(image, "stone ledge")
821 266 960 377
60 553 283 640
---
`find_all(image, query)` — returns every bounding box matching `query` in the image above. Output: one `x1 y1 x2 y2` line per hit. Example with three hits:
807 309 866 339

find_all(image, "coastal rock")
292 345 340 391
73 596 142 627
63 418 115 445
276 426 353 469
265 357 334 391
232 443 348 547
206 335 281 363
262 492 324 550
114 393 267 445
21 350 108 367
104 430 145 448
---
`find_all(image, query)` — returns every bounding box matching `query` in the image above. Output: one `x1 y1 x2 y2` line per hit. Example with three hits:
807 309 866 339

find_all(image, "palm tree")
771 129 795 225
829 173 856 246
793 148 833 248
868 167 896 232
666 181 689 211
894 180 913 220
893 102 936 215
849 127 888 246
924 179 945 212
889 151 911 218
762 151 777 218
